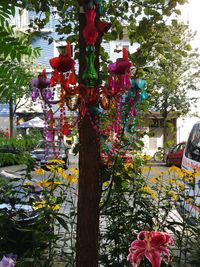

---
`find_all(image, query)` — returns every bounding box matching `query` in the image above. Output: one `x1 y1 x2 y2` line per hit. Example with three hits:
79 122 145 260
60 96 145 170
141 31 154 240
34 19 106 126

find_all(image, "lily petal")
128 248 145 267
131 240 146 249
145 249 161 267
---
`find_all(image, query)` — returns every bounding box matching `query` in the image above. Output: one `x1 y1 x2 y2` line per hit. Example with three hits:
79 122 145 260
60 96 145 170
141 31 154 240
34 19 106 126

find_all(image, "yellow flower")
23 181 33 187
33 201 61 210
140 186 157 199
181 169 193 176
103 181 110 187
56 167 65 174
149 177 161 183
167 191 178 200
186 176 195 183
167 179 176 185
69 167 79 175
124 163 134 171
141 166 153 172
194 171 200 177
185 197 195 205
46 165 56 171
176 182 185 191
61 172 78 184
33 200 46 209
142 154 152 161
176 171 186 178
63 173 78 183
34 168 46 175
47 159 65 164
168 166 181 173
36 180 63 188
51 204 61 210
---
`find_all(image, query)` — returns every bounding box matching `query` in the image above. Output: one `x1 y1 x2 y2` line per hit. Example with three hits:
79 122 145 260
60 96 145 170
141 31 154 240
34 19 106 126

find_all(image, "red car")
166 142 186 167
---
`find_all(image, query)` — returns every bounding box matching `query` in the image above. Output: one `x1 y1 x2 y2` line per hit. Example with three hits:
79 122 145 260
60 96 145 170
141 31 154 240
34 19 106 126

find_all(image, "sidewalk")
0 164 27 173
147 160 167 167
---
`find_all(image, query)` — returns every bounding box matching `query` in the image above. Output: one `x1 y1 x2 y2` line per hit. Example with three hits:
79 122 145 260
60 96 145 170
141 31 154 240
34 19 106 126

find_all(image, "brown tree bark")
76 5 102 267
9 98 14 138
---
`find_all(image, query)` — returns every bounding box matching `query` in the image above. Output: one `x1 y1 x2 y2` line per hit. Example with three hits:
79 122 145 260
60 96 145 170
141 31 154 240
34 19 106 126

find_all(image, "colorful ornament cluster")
30 1 148 160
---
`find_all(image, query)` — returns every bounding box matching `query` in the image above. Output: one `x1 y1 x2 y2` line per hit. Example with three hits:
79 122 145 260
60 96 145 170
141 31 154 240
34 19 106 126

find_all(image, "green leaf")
55 215 69 230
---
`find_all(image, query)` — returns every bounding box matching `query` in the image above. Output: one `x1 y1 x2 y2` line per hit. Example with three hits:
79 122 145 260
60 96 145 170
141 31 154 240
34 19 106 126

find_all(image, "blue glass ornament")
141 90 148 101
131 79 147 90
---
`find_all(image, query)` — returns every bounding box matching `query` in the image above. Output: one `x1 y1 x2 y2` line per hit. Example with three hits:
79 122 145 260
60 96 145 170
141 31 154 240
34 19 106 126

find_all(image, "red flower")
49 43 75 72
127 231 174 267
83 9 98 45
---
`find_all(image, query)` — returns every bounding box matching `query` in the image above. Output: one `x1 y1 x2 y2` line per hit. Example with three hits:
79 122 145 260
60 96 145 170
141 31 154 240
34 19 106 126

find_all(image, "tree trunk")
9 98 14 138
76 5 101 267
163 116 168 159
76 117 101 267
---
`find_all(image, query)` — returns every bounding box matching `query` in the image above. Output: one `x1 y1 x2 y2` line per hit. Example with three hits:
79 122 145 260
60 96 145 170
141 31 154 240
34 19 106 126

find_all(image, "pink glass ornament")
130 107 136 117
123 75 131 88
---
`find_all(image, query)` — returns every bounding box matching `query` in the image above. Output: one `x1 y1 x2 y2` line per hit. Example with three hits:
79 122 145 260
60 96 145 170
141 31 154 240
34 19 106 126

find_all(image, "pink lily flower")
0 256 14 267
127 231 174 267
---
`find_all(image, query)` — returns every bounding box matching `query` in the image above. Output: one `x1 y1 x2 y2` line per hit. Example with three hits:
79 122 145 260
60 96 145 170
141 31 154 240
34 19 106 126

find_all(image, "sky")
180 0 200 49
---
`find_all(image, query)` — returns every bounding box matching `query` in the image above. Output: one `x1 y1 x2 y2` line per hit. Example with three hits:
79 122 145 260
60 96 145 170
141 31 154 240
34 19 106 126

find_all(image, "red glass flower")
49 43 75 73
83 9 98 45
96 21 111 36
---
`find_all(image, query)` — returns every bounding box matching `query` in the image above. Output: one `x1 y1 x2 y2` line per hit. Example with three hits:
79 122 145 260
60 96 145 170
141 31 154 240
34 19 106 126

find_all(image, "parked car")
181 121 200 219
166 142 186 167
31 140 69 169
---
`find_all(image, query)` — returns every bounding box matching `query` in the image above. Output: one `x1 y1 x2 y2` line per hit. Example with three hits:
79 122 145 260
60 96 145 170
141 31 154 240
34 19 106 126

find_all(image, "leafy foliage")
147 23 200 117
100 157 156 266
0 2 40 100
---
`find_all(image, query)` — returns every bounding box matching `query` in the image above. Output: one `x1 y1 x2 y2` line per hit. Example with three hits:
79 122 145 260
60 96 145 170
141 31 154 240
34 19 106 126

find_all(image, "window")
56 44 74 57
149 137 157 150
149 118 164 128
185 123 200 162
123 45 129 52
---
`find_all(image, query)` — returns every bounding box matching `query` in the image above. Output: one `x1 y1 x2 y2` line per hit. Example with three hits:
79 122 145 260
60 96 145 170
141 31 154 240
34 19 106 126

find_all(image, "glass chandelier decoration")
30 0 148 161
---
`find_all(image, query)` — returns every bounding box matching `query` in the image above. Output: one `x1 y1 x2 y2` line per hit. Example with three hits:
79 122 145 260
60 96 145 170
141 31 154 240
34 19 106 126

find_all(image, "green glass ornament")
82 46 98 87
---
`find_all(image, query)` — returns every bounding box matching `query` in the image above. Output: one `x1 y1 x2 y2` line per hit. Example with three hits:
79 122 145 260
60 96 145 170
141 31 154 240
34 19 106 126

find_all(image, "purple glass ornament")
46 130 53 142
31 75 50 90
45 89 52 100
47 110 53 120
37 75 50 89
32 88 39 102
31 78 38 88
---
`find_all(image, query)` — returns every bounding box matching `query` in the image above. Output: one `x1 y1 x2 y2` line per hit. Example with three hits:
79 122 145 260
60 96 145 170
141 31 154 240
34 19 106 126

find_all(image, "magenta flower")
127 231 174 267
0 256 14 267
